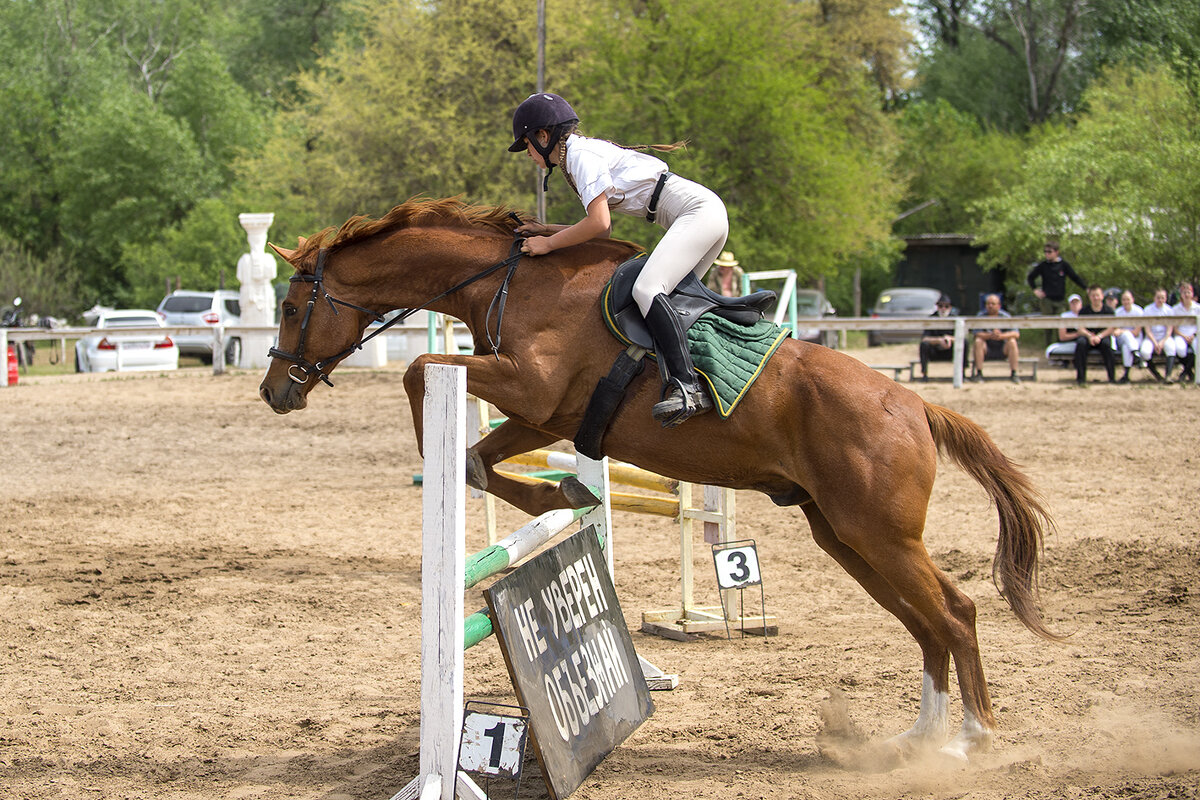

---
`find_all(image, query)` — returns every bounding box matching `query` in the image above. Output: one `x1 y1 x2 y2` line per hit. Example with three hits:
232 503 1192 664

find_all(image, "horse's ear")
269 242 297 263
297 236 308 246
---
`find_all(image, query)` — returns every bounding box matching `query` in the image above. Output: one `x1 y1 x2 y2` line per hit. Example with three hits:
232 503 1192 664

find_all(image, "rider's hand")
522 236 554 256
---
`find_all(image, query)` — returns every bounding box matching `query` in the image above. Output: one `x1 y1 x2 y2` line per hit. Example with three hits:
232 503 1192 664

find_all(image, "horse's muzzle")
259 380 308 414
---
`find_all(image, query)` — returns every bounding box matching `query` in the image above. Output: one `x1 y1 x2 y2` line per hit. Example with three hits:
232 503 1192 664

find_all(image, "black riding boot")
644 293 713 427
1165 355 1176 382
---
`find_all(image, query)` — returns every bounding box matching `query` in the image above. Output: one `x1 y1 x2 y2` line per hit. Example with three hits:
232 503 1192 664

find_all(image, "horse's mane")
293 196 526 265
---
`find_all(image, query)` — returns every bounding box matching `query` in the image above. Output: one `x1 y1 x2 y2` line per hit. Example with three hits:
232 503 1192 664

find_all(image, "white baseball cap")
1067 293 1082 303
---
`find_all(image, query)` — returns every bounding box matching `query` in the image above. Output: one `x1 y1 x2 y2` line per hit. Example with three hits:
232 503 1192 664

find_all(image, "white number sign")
713 542 762 589
459 710 528 778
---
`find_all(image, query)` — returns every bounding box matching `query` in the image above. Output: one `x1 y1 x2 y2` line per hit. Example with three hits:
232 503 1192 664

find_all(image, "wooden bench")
870 364 909 381
908 357 1039 382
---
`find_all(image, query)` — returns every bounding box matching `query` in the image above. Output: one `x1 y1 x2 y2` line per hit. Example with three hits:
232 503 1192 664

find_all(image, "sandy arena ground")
1 345 1198 800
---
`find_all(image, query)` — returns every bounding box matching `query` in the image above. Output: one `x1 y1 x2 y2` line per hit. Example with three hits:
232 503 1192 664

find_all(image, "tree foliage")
569 0 904 284
893 99 1026 235
912 0 1094 129
973 63 1200 294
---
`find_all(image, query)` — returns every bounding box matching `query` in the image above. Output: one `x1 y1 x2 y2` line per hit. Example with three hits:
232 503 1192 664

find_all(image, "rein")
268 229 526 387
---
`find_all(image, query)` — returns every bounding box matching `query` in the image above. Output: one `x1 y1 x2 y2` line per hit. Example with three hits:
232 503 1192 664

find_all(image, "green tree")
893 99 1026 235
912 0 1093 129
53 86 213 301
973 63 1200 295
1088 0 1200 75
225 0 359 103
0 235 82 320
575 0 903 286
120 196 253 308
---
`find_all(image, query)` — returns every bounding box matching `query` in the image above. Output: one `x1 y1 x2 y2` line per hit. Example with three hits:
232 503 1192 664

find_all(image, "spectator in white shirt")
1113 289 1143 383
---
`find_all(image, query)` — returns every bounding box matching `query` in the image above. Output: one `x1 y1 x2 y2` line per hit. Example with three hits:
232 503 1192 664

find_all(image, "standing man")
1074 285 1117 385
1027 241 1088 313
704 251 745 298
1028 241 1087 345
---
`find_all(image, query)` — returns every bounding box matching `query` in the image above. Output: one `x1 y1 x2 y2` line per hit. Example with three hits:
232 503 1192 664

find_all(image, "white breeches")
1167 335 1193 357
632 175 729 316
1115 331 1140 367
1140 337 1182 360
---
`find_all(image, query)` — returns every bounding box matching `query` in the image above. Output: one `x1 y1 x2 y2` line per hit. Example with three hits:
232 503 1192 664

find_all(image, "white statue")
236 213 279 368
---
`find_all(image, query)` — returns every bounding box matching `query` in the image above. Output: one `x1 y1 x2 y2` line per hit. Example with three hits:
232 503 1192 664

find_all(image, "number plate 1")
459 704 530 779
712 539 763 590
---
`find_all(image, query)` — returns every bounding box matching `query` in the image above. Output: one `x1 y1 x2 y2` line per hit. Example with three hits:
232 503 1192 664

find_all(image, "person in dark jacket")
1027 241 1087 315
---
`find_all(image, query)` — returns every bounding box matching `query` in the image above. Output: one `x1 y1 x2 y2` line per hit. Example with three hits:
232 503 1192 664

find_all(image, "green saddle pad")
683 314 791 418
602 302 791 419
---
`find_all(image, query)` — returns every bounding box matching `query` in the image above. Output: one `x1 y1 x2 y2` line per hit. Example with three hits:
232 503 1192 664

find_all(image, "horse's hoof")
561 476 601 509
465 448 487 491
939 721 992 762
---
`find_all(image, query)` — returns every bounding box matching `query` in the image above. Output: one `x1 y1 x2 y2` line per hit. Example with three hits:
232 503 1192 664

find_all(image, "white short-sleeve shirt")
563 135 668 217
1142 302 1173 339
1172 302 1198 336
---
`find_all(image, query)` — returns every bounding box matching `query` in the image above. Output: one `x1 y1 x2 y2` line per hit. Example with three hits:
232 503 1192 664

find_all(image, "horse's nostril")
259 385 272 405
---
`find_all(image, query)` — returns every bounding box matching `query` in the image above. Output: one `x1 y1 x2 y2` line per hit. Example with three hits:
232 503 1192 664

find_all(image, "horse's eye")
283 305 298 318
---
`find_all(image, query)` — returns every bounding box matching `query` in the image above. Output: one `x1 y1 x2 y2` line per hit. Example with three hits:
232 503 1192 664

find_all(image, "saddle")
574 255 780 459
602 255 776 350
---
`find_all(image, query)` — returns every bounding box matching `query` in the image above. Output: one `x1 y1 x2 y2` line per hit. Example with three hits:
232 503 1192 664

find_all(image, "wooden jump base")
489 442 777 641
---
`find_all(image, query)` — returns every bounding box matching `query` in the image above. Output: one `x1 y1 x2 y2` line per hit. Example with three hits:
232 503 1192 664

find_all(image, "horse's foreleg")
403 352 565 429
402 357 597 516
802 505 953 753
403 353 516 456
469 420 600 516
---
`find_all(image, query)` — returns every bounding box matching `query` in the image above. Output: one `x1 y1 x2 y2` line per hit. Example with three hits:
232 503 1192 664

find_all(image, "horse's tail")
924 401 1064 641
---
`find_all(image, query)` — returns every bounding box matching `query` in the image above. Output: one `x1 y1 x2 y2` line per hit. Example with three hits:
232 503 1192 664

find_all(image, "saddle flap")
603 255 777 349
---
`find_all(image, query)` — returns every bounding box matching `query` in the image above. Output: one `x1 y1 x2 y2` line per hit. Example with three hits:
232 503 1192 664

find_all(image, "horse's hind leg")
467 420 600 516
802 505 953 752
809 496 997 759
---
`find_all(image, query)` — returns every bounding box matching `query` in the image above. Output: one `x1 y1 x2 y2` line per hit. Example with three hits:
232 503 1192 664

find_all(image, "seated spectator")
1113 289 1143 383
1140 287 1176 381
1168 281 1197 383
971 293 1021 384
1074 284 1117 384
917 293 965 381
1044 293 1084 364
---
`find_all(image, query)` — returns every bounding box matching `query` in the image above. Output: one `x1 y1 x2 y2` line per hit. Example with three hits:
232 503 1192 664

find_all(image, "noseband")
268 233 526 387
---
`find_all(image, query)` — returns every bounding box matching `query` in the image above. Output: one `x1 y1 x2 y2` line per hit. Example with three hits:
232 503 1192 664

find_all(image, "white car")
75 309 180 373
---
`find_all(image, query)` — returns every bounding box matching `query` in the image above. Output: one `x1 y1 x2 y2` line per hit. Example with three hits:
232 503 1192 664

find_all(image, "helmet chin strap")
532 128 566 191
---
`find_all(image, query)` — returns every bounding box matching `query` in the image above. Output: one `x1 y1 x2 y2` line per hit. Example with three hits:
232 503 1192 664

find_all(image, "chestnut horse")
259 197 1058 761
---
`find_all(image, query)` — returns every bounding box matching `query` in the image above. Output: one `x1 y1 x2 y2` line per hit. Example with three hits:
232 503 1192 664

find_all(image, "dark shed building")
895 234 1006 314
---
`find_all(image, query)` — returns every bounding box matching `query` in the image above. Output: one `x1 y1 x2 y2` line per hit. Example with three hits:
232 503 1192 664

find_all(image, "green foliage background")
1 0 1199 320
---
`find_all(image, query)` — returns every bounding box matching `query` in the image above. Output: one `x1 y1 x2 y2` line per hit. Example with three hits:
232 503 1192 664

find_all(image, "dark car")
867 287 943 346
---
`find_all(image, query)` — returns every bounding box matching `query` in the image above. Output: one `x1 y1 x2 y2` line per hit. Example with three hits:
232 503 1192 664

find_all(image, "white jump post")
393 363 486 800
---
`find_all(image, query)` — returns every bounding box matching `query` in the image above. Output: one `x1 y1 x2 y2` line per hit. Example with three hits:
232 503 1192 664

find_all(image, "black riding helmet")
508 93 579 188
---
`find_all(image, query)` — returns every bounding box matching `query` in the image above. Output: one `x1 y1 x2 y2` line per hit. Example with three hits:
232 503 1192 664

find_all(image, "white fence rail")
4 313 1196 389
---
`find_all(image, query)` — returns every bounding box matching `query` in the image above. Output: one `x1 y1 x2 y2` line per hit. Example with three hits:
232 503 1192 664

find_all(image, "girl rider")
507 92 728 427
